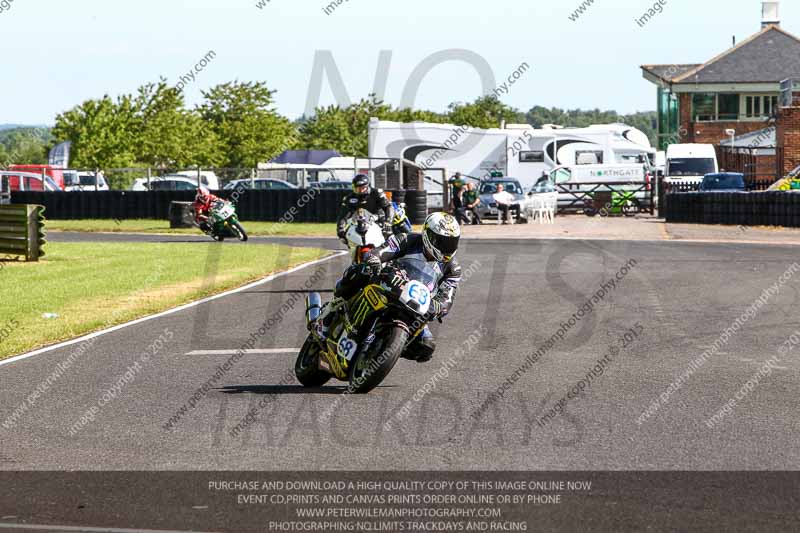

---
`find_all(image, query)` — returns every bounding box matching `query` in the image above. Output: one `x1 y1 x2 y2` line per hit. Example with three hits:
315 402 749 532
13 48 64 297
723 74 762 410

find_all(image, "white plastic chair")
538 194 557 224
526 193 556 224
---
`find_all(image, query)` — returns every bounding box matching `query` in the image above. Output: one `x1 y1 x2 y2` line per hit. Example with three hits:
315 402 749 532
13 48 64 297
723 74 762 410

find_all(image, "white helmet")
422 212 461 262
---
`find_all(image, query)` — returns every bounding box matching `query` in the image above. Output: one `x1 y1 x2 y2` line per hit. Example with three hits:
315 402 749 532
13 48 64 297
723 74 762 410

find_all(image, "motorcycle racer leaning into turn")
193 186 221 233
318 212 462 363
336 174 393 242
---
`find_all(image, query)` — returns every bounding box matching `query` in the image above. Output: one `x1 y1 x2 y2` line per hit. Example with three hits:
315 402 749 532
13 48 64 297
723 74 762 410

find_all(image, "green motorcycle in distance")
204 199 248 242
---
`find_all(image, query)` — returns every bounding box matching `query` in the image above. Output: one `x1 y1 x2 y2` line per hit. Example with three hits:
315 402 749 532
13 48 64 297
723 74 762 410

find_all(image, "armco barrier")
665 191 800 227
9 190 429 224
0 204 46 261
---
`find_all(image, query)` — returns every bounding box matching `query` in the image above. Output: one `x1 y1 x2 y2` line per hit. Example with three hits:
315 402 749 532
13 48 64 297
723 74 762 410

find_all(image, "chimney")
762 1 780 29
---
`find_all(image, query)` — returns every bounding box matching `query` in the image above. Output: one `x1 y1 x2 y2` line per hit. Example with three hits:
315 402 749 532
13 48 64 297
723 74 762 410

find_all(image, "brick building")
777 93 800 174
641 2 800 154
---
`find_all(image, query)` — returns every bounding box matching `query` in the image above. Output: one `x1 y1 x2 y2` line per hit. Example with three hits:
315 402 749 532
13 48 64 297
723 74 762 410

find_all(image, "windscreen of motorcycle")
211 200 234 219
394 256 441 293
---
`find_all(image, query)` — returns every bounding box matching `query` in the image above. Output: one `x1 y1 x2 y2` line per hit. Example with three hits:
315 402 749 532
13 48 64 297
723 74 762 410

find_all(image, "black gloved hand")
363 254 381 275
356 262 376 280
426 299 443 321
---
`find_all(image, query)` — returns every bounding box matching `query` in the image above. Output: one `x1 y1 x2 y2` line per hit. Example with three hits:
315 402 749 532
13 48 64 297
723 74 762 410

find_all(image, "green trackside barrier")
0 204 46 261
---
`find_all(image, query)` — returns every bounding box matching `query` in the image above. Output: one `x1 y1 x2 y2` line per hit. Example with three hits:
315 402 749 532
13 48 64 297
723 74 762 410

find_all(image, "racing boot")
403 326 436 363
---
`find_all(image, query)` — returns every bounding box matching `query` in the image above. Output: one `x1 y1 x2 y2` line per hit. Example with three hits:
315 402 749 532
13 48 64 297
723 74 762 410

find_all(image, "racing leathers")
193 192 222 232
336 188 393 240
334 232 462 362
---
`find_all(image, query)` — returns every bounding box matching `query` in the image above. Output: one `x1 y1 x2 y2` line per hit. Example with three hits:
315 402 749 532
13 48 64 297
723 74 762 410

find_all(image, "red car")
7 165 65 191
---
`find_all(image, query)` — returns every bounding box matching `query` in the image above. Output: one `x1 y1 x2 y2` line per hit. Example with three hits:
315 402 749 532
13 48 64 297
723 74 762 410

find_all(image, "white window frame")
742 94 779 119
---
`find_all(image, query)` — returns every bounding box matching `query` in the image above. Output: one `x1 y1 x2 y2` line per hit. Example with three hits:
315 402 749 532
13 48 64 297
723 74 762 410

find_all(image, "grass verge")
47 219 336 237
0 242 330 359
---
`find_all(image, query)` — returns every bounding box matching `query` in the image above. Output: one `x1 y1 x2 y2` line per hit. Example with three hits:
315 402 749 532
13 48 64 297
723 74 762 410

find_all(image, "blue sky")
0 0 796 124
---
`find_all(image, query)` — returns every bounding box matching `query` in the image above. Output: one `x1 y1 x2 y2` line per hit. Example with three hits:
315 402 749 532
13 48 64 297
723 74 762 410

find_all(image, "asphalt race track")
4 235 799 470
2 235 800 530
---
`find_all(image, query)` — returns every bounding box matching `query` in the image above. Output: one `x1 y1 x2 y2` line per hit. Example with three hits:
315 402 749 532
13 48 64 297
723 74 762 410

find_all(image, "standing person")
493 184 516 224
463 182 482 225
448 172 465 207
451 182 469 225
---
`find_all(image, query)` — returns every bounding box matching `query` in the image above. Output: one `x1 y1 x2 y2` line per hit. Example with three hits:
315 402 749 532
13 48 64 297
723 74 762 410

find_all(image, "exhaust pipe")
306 292 322 328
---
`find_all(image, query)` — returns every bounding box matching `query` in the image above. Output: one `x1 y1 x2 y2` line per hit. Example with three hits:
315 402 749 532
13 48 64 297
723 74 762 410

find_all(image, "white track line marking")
0 524 221 533
186 349 298 355
0 251 346 369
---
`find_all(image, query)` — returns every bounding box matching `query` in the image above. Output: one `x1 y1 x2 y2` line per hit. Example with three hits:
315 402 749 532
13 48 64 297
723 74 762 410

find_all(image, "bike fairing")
360 232 461 318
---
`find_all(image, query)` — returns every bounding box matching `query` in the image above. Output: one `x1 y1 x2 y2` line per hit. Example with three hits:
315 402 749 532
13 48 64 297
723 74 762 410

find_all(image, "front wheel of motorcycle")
295 335 331 387
348 325 409 394
231 221 248 242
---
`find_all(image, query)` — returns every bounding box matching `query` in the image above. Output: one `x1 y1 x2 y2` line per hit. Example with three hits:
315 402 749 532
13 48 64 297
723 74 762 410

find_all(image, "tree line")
2 80 656 182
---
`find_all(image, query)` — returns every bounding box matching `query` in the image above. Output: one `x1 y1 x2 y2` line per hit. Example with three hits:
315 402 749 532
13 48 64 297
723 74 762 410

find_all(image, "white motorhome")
665 144 718 184
368 119 656 191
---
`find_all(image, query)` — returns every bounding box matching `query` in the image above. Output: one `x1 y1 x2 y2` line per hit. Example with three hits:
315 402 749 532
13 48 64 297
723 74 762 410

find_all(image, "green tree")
132 81 191 169
298 96 394 156
298 96 447 156
446 96 522 129
198 81 296 167
52 95 137 169
0 128 52 165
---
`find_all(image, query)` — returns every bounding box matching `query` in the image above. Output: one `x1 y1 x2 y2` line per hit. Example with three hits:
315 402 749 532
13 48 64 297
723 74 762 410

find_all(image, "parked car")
64 171 109 191
1 170 62 192
309 180 351 190
130 176 201 191
172 170 221 190
223 178 297 190
475 177 526 221
699 172 746 192
8 164 65 190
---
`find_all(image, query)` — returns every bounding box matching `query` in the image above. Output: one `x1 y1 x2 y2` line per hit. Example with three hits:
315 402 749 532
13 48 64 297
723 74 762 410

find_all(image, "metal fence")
555 181 655 215
716 146 784 190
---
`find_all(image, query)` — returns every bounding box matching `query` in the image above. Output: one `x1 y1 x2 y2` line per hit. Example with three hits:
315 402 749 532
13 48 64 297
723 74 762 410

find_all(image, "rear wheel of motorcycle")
295 335 331 387
231 221 249 242
348 325 408 394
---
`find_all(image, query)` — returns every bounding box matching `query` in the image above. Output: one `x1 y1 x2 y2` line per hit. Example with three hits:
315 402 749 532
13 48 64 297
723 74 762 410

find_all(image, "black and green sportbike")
203 199 248 242
296 257 440 393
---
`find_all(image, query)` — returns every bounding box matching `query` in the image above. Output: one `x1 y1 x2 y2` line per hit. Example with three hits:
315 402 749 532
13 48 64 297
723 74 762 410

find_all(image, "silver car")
475 178 526 221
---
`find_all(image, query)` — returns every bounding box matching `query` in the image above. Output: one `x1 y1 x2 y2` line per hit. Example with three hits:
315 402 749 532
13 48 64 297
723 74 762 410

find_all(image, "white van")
63 171 110 191
173 170 221 190
665 144 718 184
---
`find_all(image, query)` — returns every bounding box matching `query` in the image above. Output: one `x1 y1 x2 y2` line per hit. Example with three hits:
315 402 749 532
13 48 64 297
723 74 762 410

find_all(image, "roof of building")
644 25 800 85
721 124 777 151
641 64 701 83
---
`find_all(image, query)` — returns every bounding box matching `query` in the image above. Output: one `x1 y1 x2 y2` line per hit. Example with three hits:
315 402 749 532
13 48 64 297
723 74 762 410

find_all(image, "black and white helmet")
352 174 371 198
422 212 461 262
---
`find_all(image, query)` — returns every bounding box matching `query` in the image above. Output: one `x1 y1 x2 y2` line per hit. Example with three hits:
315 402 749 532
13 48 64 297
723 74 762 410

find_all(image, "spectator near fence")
463 182 481 225
451 182 469 225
